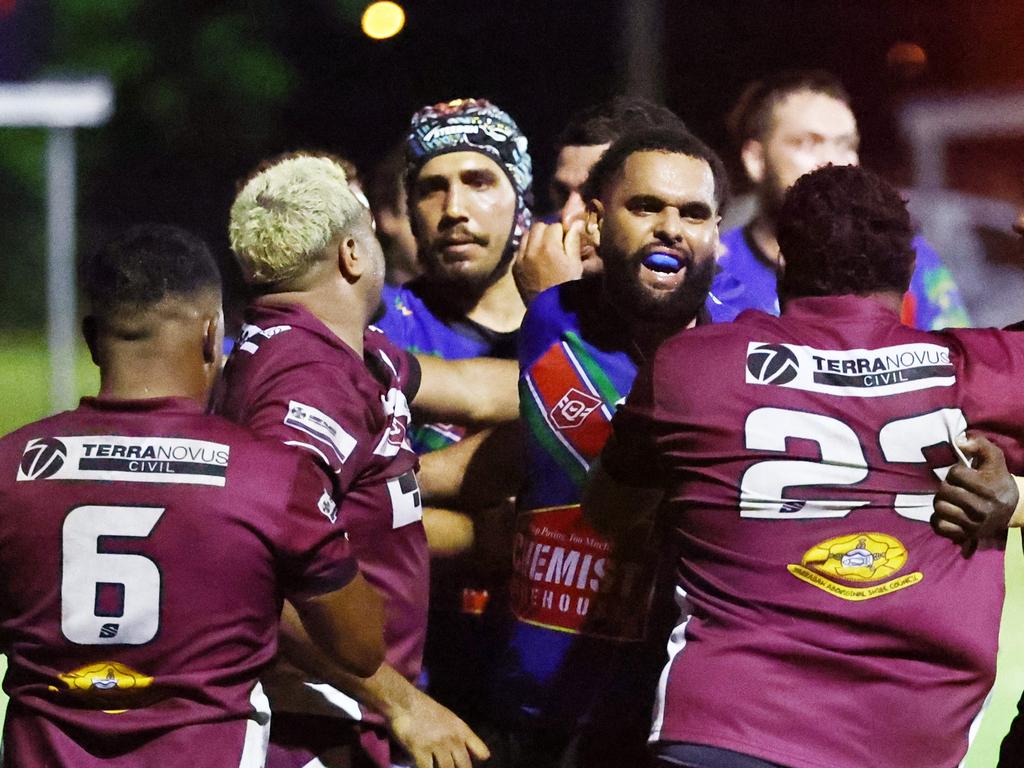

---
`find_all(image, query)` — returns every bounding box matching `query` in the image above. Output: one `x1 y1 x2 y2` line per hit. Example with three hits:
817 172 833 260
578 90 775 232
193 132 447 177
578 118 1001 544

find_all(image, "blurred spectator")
368 142 422 286
717 69 970 329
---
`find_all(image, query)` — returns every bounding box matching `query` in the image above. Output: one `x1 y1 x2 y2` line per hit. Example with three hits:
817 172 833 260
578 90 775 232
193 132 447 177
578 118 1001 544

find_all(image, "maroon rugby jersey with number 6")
215 302 428 724
0 396 358 767
603 296 1024 768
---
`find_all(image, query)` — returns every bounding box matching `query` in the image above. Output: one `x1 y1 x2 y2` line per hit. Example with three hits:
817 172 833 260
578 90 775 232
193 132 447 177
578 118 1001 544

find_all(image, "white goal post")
0 78 114 412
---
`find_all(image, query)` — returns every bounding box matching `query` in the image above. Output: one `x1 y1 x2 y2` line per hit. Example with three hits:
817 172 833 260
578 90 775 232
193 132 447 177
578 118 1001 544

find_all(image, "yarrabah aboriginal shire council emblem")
787 532 923 601
50 660 156 714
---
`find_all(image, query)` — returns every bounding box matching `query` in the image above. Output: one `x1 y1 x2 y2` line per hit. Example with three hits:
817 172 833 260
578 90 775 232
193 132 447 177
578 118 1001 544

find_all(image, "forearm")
279 600 410 719
422 507 476 557
414 355 519 425
418 422 525 506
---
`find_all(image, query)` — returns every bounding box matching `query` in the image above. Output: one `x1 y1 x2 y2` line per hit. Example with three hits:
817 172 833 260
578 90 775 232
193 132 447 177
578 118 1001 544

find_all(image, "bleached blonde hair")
229 155 366 285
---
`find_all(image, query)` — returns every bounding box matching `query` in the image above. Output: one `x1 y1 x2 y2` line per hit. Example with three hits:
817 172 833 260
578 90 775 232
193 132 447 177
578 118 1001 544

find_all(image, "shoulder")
717 226 751 269
525 279 595 335
941 326 1024 361
521 279 592 363
366 326 421 397
376 281 430 336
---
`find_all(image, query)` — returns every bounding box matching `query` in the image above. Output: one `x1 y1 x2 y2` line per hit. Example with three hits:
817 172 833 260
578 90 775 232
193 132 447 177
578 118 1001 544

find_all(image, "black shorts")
653 742 787 768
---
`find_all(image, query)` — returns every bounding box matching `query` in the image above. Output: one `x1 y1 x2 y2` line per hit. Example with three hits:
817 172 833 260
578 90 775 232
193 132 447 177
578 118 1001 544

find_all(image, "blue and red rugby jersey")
375 280 518 452
488 275 745 730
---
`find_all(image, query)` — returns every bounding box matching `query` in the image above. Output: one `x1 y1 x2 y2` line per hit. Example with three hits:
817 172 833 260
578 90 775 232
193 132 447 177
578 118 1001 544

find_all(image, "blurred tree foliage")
0 0 300 329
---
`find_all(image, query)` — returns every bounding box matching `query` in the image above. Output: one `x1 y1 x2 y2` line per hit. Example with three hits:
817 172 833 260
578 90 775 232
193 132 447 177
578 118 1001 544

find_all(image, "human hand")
932 433 1022 556
388 686 490 768
514 219 585 303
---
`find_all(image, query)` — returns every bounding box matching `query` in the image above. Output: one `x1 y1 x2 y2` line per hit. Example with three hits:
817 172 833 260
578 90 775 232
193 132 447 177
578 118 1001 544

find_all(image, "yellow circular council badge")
788 532 923 601
50 660 155 713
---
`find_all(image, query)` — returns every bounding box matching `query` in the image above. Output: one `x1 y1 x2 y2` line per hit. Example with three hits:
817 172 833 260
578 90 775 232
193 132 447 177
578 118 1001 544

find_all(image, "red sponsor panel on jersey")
511 505 652 642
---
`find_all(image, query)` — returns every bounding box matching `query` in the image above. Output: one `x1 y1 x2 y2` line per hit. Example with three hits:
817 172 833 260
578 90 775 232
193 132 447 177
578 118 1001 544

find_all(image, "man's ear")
741 139 766 184
201 315 219 365
81 315 100 366
336 234 364 283
585 199 604 249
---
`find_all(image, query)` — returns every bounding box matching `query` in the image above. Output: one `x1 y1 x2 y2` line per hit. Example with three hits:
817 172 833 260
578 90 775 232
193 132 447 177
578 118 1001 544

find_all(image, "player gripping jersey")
485 277 676 757
590 165 1024 768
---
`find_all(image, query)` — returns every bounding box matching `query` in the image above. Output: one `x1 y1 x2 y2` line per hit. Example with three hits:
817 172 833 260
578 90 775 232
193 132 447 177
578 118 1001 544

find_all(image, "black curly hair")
777 164 915 300
581 127 728 210
81 224 221 316
555 96 685 151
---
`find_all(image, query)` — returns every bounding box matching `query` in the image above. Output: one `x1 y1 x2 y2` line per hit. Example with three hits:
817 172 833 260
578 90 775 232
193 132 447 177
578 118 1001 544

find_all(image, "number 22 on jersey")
740 407 967 521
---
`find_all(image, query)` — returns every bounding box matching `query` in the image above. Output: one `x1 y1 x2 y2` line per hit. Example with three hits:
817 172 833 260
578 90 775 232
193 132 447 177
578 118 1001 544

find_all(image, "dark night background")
1 0 1023 328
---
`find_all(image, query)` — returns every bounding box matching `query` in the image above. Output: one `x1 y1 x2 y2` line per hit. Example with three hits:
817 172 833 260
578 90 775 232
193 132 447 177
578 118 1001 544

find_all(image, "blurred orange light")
362 1 405 40
886 41 928 79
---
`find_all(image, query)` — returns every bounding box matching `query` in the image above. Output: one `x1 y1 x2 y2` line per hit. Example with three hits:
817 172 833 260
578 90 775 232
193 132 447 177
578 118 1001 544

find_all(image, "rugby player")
219 156 487 768
478 126 733 768
586 164 1024 768
0 224 384 767
373 98 533 725
513 96 685 303
717 69 970 329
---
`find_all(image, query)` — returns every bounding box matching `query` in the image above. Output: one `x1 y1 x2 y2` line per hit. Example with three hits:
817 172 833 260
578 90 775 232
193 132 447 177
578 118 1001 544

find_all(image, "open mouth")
638 250 689 291
642 252 684 273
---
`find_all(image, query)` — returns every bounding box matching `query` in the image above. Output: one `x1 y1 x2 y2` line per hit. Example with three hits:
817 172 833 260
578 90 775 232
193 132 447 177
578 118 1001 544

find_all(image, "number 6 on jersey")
61 505 164 645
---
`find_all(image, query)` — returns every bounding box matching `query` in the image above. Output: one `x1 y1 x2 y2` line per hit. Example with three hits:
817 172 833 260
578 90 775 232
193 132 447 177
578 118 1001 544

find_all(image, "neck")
97 340 210 406
748 214 782 269
256 282 368 357
464 268 525 333
627 314 699 361
862 290 905 314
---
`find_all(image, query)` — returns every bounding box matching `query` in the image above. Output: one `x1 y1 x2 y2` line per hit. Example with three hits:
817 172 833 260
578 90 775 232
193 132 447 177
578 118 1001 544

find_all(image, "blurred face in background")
410 151 516 292
551 143 610 226
743 90 860 215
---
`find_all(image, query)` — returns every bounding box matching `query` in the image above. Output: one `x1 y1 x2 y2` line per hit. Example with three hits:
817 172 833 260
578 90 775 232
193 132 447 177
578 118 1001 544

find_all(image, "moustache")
438 227 488 247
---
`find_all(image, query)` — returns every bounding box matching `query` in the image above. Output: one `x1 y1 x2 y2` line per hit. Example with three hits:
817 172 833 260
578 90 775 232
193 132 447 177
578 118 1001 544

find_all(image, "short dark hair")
556 96 685 151
81 224 221 315
727 70 852 145
581 127 729 210
777 164 915 300
367 142 406 215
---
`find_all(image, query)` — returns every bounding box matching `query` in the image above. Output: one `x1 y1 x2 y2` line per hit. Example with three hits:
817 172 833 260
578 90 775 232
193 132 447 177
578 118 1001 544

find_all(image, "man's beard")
759 166 789 223
602 249 716 326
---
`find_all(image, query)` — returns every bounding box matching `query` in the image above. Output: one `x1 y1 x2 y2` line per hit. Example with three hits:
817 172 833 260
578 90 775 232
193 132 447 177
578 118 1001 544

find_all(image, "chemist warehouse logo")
745 342 955 397
18 436 230 487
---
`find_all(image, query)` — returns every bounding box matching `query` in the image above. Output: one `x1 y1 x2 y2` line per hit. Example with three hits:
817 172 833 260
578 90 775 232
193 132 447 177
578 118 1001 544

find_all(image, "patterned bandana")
405 98 533 260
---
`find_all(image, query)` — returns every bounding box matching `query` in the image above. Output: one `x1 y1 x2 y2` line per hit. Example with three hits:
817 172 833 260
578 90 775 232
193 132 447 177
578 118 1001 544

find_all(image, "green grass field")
0 334 1021 764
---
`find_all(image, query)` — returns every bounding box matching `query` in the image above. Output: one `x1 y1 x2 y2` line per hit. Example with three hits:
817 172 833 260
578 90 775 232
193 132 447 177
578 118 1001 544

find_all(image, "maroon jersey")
602 296 1024 768
216 302 427 725
0 397 357 767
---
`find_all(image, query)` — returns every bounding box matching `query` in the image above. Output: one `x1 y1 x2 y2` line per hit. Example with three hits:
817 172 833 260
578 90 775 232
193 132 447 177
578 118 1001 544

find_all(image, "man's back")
0 396 354 767
604 296 1024 768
